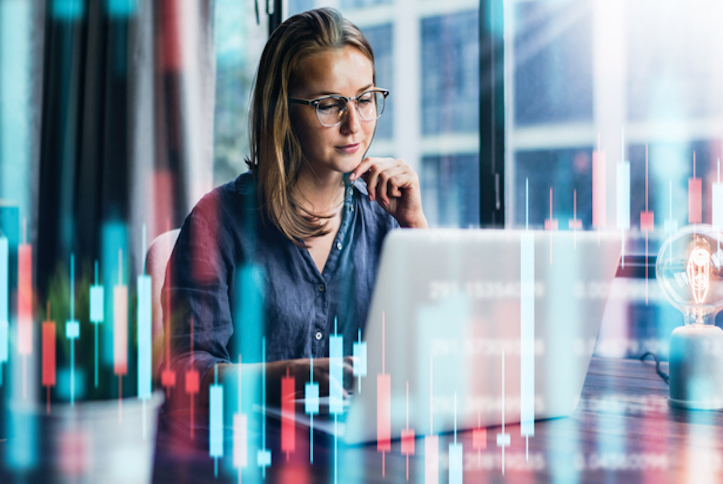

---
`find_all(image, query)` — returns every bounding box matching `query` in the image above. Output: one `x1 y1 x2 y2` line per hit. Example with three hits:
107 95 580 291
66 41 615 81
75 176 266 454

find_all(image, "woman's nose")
340 101 361 133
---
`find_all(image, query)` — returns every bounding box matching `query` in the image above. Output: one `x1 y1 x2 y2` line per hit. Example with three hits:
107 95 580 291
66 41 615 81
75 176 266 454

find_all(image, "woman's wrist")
399 213 428 229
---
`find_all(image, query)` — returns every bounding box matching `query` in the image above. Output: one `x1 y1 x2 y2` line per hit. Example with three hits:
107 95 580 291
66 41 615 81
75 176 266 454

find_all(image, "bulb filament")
688 246 711 305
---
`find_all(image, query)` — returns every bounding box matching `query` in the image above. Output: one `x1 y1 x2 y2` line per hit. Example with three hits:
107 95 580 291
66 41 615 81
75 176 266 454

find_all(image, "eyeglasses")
289 89 389 127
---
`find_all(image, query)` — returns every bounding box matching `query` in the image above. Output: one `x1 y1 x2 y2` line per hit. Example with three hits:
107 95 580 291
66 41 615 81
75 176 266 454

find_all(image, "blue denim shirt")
163 172 399 384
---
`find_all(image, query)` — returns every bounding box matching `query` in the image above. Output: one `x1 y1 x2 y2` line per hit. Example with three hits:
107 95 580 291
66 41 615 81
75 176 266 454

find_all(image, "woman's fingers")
351 156 427 227
349 157 377 182
376 166 408 206
352 157 411 206
361 160 390 202
308 357 353 398
268 357 359 402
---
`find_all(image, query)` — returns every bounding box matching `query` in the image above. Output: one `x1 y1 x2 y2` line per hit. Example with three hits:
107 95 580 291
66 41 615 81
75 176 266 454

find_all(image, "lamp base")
668 396 723 410
669 324 723 410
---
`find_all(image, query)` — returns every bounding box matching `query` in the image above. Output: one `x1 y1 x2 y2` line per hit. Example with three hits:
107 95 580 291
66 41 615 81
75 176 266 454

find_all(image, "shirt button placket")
314 281 327 355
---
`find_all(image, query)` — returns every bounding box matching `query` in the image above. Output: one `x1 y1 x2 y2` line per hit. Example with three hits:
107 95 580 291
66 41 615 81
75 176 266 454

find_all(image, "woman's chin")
334 159 363 176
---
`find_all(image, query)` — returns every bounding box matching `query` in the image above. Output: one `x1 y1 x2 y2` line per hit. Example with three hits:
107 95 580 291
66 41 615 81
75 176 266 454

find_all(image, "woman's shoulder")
191 172 256 216
180 172 259 242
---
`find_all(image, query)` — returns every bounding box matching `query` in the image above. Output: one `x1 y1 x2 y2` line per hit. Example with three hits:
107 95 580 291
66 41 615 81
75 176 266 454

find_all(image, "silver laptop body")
338 228 621 444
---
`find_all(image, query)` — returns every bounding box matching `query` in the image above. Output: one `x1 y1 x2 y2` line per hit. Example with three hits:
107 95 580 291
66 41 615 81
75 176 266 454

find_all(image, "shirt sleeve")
162 189 236 393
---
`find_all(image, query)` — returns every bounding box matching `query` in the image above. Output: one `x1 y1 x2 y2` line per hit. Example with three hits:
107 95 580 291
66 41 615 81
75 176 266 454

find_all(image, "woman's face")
289 45 376 180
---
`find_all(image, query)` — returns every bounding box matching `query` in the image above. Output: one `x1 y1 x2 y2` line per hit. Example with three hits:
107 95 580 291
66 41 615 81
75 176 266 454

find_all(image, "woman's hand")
349 157 428 228
274 356 355 400
205 357 355 406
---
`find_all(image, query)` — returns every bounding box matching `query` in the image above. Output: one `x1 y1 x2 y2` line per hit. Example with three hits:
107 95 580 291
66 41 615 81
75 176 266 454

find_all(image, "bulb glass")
656 224 723 325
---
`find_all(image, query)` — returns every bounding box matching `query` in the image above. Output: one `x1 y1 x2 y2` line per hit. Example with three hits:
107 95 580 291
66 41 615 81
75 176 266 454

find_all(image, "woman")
164 8 427 405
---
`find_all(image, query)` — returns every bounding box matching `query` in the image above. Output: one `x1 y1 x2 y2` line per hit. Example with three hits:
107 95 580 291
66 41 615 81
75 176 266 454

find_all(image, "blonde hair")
245 8 375 246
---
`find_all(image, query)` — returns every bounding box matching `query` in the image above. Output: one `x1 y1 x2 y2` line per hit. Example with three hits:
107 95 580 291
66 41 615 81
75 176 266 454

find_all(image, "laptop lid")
342 228 621 444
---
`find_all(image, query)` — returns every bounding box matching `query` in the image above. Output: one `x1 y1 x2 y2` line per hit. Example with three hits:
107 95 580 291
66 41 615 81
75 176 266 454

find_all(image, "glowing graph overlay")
713 160 723 232
592 138 607 230
689 153 702 224
18 230 32 399
65 254 79 406
497 351 511 475
305 356 320 463
400 380 415 481
425 356 439 484
113 248 128 421
89 260 103 388
352 328 367 393
281 367 296 460
448 393 463 484
209 365 224 477
377 313 391 477
0 234 8 383
520 229 535 454
616 134 631 266
137 226 152 403
41 302 56 414
233 354 249 478
640 146 654 304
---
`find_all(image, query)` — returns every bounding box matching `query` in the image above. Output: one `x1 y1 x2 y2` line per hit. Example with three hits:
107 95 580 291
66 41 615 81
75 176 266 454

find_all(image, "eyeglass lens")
316 91 386 126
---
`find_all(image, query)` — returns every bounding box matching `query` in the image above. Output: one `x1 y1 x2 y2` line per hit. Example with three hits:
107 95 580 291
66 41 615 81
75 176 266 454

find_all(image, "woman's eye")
317 100 341 111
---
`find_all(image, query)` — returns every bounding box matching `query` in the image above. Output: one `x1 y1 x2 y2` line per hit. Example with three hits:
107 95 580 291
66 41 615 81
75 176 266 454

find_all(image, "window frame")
478 0 505 227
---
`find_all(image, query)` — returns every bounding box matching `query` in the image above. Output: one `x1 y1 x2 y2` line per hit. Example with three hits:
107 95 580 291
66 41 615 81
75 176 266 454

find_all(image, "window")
499 0 723 357
213 0 268 184
504 0 723 244
421 12 479 135
362 23 394 140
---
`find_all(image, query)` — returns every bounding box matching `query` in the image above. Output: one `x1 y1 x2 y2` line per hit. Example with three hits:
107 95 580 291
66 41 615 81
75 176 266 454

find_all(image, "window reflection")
361 23 394 140
421 12 479 134
213 0 267 184
423 154 480 228
506 0 723 240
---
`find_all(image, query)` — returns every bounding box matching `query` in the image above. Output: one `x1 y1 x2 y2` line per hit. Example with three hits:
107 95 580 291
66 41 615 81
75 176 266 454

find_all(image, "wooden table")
149 357 723 483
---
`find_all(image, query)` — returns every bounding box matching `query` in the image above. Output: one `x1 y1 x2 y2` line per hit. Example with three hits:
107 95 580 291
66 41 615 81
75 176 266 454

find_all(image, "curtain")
0 0 216 414
37 0 215 297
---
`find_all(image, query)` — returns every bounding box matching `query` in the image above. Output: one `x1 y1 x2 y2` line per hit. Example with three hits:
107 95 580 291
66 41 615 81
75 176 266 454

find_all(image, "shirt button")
318 284 325 292
315 331 323 341
336 242 342 250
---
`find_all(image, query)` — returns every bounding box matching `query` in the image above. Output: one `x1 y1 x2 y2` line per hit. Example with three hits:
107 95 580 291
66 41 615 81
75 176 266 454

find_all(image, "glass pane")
505 0 723 245
513 147 592 229
513 1 593 126
213 0 268 185
421 12 480 134
288 0 316 17
423 154 480 227
627 1 723 121
340 0 393 9
361 23 393 140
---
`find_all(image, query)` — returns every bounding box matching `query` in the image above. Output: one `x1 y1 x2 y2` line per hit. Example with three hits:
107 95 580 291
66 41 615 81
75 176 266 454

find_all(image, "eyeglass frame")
288 88 390 127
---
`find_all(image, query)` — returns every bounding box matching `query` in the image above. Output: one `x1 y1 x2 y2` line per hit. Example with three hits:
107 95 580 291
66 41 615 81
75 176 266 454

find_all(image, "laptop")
273 228 622 445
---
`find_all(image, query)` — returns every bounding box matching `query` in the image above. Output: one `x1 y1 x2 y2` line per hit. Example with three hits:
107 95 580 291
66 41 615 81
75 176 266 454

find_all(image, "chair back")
145 228 181 374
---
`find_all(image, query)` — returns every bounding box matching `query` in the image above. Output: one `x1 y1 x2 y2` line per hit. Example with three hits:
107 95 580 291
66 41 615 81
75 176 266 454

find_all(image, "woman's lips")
336 143 360 154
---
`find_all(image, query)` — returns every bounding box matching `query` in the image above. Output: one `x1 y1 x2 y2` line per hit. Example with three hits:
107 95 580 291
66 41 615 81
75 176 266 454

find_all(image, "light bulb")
656 224 723 410
656 224 723 326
